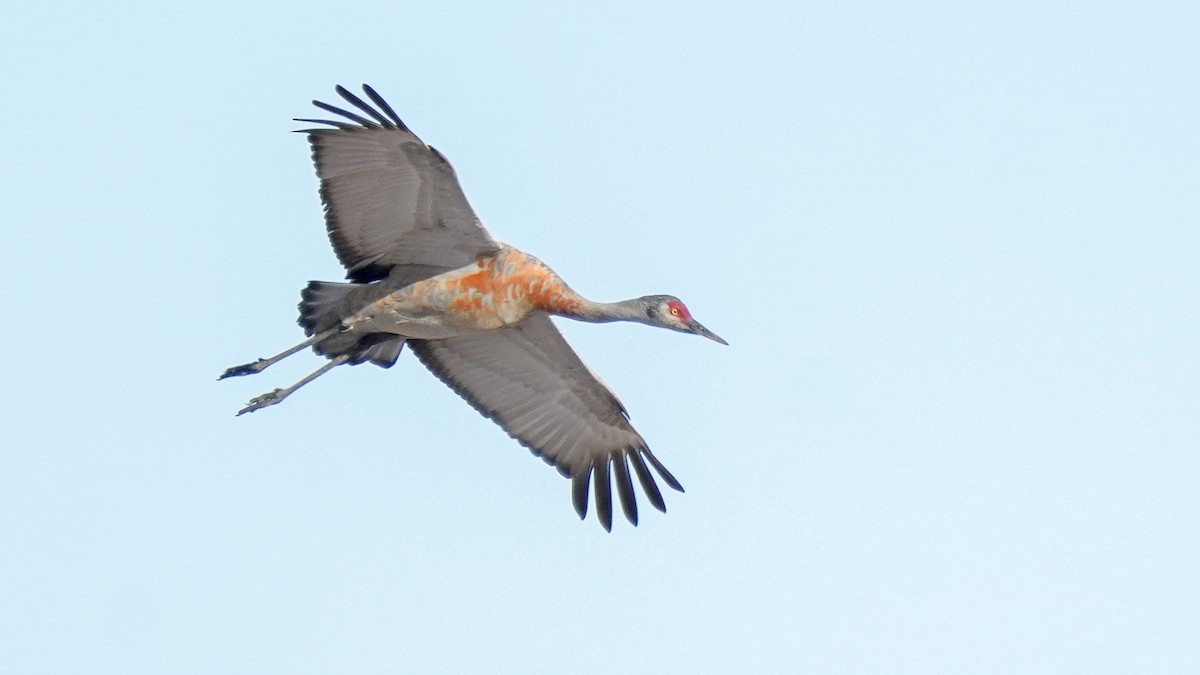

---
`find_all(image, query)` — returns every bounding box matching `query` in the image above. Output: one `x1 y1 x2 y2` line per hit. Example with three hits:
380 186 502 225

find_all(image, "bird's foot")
219 359 268 380
237 389 285 415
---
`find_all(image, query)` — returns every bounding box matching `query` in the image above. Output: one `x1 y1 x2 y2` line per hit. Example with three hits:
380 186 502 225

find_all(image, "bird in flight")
222 85 726 530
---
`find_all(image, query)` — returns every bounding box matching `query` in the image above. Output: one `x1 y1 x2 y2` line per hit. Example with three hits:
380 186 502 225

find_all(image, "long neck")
518 255 646 324
558 295 647 324
539 286 645 324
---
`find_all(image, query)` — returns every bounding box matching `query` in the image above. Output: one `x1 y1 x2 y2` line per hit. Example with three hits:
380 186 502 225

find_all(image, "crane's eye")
666 300 690 321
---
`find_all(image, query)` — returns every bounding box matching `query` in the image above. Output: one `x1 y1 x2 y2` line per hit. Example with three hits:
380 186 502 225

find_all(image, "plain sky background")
2 2 1197 672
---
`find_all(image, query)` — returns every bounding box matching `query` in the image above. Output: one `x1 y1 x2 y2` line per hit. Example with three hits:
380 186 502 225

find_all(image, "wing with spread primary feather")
299 85 500 283
407 314 684 531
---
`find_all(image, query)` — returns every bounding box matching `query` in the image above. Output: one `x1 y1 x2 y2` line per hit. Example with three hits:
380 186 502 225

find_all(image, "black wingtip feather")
335 85 395 128
312 99 379 128
362 84 407 129
613 453 638 526
293 117 357 131
572 471 590 520
643 448 684 493
628 451 666 513
594 458 613 532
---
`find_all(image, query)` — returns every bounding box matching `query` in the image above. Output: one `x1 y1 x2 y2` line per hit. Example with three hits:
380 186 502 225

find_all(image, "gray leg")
219 327 340 380
236 354 351 415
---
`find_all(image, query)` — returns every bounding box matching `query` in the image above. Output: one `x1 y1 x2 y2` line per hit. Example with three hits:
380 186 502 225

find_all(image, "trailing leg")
237 354 351 415
219 326 341 380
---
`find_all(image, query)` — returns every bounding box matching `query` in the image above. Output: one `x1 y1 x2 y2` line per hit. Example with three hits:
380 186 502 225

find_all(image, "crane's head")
639 295 728 345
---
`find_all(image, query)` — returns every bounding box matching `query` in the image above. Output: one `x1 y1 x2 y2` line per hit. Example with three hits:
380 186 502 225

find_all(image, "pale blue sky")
2 2 1197 673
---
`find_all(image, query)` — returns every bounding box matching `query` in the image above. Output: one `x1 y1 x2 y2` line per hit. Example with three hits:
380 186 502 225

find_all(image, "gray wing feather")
408 315 683 530
305 86 499 283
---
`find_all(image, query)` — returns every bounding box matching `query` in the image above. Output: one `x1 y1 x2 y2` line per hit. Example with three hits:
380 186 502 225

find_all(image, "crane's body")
347 245 584 336
223 85 725 531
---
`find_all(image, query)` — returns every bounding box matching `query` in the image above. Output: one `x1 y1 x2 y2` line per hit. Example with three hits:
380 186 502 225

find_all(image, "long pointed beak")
690 321 728 345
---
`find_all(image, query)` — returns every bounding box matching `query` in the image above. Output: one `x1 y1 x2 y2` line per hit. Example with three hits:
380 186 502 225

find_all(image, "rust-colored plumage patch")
429 252 582 327
474 253 580 316
525 268 583 315
446 259 497 317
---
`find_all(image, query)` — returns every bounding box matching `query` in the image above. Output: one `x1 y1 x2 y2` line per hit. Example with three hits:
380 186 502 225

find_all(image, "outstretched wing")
299 85 500 283
408 315 684 531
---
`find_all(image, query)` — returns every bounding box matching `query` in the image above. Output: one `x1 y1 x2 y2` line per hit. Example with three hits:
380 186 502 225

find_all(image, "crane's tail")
299 281 359 335
299 281 404 368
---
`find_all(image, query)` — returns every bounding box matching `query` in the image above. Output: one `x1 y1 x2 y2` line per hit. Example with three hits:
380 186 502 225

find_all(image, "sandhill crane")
222 85 726 530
